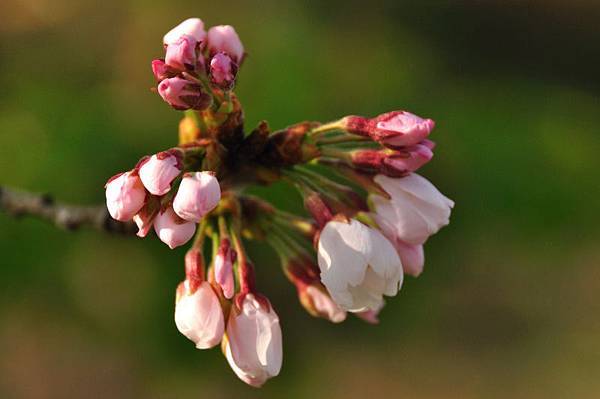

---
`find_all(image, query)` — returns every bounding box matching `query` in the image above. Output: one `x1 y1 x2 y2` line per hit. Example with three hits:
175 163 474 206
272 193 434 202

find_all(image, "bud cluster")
106 149 221 249
153 18 242 110
104 17 454 388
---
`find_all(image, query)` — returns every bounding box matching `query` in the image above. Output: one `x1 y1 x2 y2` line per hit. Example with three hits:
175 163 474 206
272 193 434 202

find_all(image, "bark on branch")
0 185 136 235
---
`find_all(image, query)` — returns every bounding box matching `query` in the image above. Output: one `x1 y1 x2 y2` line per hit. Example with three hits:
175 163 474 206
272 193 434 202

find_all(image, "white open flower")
371 173 454 245
317 218 403 312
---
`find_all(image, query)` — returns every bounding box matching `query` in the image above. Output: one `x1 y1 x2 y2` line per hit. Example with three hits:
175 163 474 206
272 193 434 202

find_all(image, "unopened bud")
138 151 182 196
173 171 221 222
157 77 212 111
151 59 177 82
344 111 435 148
356 301 385 324
224 293 282 387
165 35 198 71
209 52 237 90
163 18 207 46
175 280 224 349
214 238 236 299
132 195 160 237
298 282 346 323
351 143 433 177
105 170 146 221
207 25 244 63
153 206 196 249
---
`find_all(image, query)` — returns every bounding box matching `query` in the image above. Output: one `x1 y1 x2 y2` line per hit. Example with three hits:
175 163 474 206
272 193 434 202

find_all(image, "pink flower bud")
384 144 433 174
214 238 236 299
175 280 224 349
138 151 182 196
207 25 244 63
132 195 160 238
153 206 196 249
173 171 221 222
105 171 146 221
209 52 238 90
157 77 212 111
393 240 425 277
356 301 384 324
345 111 435 148
350 143 433 177
224 293 282 387
351 145 433 176
421 139 436 150
286 257 345 323
165 35 198 71
163 18 207 46
299 283 346 323
151 59 177 82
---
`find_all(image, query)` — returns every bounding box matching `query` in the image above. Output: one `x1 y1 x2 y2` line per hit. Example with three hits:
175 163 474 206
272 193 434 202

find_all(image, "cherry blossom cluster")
105 17 454 388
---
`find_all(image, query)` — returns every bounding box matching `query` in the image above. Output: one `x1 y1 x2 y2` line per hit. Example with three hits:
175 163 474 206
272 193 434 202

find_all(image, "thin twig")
0 185 137 235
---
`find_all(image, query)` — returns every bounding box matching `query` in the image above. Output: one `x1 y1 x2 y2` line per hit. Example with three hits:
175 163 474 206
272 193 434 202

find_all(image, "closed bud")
381 142 433 175
223 293 282 387
298 282 346 323
344 111 435 148
209 52 238 90
165 35 198 71
356 301 384 324
151 59 177 82
351 143 433 177
105 171 146 221
175 280 225 349
153 206 196 249
132 196 160 238
392 240 425 277
207 25 244 63
214 238 236 299
286 257 345 323
158 77 212 111
163 18 207 46
138 151 182 196
173 171 221 222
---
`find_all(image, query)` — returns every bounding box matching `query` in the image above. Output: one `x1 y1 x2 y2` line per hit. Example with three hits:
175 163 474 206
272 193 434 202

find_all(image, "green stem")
316 134 369 146
266 234 290 262
294 165 354 194
308 120 345 138
192 218 209 248
218 214 229 239
281 169 322 197
229 220 253 293
319 147 353 162
272 212 315 237
269 221 313 259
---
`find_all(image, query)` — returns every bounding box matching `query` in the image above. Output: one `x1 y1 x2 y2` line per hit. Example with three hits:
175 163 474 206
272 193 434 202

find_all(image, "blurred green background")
1 1 599 398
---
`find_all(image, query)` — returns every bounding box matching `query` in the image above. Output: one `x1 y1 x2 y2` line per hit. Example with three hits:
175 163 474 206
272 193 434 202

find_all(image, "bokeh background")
1 1 599 398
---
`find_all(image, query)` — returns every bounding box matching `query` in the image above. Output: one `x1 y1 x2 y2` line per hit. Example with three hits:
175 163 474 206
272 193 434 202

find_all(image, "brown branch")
0 185 137 235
